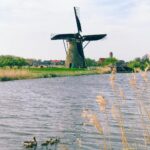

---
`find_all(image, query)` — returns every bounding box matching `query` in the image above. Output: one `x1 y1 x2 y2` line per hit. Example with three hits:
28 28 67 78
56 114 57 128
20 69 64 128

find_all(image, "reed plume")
111 105 131 149
96 96 107 112
82 109 103 134
110 74 116 81
61 145 69 150
144 130 150 145
129 73 137 87
111 105 122 122
111 67 117 74
76 138 82 148
140 71 148 82
96 95 112 149
139 65 149 82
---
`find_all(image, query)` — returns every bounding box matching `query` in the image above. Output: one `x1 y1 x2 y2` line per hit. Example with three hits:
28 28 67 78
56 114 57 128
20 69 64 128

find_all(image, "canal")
0 74 150 150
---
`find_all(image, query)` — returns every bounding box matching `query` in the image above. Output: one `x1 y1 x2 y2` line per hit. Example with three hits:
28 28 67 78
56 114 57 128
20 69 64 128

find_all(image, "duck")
48 137 60 145
41 140 49 146
23 137 37 148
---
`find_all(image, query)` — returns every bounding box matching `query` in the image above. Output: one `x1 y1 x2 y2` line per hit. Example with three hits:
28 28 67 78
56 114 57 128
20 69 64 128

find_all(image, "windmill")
51 7 107 68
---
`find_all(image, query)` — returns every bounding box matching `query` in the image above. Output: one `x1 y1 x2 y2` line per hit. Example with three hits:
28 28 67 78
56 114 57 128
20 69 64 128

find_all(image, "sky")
0 0 150 61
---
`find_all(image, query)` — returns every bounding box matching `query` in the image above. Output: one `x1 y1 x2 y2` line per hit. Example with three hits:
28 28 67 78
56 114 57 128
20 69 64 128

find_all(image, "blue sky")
0 0 150 61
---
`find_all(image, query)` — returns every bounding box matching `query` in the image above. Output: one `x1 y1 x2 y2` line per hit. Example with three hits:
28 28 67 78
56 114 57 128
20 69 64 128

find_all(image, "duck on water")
23 137 60 149
23 137 37 148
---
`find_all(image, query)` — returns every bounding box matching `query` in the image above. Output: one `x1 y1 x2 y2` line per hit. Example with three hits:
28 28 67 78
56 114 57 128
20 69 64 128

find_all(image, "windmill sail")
74 7 82 33
51 34 76 40
82 34 107 41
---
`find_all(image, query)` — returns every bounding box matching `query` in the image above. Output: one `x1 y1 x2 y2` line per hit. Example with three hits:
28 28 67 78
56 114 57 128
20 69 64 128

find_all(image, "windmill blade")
74 7 82 33
51 34 76 40
82 34 107 41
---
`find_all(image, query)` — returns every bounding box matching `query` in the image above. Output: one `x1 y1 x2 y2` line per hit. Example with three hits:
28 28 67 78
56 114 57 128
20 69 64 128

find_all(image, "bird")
48 137 60 145
23 137 37 148
41 140 49 146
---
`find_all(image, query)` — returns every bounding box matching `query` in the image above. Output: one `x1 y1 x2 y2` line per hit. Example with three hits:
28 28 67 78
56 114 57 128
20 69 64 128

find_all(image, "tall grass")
0 69 32 81
0 67 112 81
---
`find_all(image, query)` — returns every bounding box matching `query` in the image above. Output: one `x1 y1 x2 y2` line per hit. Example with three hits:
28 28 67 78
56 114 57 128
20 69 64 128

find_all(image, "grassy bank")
0 67 111 81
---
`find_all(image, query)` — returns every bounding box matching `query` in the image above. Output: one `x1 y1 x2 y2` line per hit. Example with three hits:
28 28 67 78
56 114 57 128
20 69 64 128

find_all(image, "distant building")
99 52 114 63
109 52 113 58
99 58 106 63
50 60 65 65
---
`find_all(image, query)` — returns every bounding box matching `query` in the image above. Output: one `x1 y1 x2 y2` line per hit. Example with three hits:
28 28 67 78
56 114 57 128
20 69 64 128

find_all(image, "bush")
0 55 28 67
85 58 97 67
127 58 150 71
98 57 118 67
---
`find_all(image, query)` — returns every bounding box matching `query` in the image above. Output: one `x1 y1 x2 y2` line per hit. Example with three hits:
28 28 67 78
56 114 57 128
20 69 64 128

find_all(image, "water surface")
0 74 150 150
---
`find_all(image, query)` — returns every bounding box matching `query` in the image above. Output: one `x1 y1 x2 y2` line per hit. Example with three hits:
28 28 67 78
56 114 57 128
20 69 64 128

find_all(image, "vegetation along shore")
0 55 150 81
0 67 112 81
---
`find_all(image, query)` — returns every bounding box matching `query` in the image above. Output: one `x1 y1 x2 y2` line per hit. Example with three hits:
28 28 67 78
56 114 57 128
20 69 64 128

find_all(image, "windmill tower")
51 7 107 68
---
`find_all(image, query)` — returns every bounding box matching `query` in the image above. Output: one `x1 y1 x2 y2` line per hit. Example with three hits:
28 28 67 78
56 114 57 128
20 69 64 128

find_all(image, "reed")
118 88 126 105
108 69 135 149
81 67 150 149
129 73 137 87
76 138 82 149
82 109 103 135
96 96 107 112
111 104 130 149
109 69 116 90
81 109 109 149
60 145 69 150
96 95 112 150
96 66 112 74
0 67 111 81
129 71 150 147
140 71 148 82
0 69 32 81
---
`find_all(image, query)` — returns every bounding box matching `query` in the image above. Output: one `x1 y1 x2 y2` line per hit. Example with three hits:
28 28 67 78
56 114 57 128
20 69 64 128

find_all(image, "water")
0 74 150 150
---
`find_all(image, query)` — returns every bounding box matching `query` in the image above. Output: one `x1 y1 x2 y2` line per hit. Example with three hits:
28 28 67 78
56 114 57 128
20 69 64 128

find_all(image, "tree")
85 58 97 67
127 57 150 71
0 55 28 67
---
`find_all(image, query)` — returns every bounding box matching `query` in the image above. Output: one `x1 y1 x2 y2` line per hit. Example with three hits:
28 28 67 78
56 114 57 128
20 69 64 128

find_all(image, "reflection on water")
0 73 149 150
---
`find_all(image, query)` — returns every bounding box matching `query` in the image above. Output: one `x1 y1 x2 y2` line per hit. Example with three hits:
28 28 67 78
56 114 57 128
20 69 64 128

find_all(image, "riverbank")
0 67 111 81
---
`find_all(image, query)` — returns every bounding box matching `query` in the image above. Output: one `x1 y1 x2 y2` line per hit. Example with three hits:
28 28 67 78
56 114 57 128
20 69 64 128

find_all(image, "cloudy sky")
0 0 150 61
